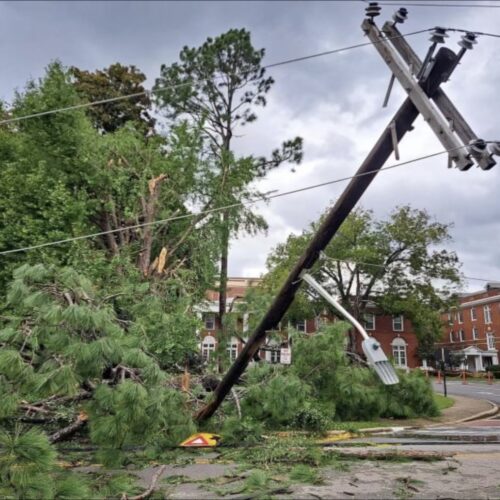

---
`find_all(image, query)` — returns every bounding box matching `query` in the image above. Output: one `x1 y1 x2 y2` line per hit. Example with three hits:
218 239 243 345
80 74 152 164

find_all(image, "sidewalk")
434 394 497 424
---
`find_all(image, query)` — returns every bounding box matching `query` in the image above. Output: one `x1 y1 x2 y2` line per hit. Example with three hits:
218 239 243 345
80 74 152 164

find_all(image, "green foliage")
241 365 312 428
292 406 330 433
289 464 324 485
71 63 154 134
382 370 439 418
90 381 195 465
486 364 500 378
264 206 462 348
239 322 438 424
0 427 57 499
220 416 264 446
0 264 197 466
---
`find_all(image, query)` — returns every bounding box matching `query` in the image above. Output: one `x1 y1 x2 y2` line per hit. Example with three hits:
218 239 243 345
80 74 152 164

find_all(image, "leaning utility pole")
195 2 499 422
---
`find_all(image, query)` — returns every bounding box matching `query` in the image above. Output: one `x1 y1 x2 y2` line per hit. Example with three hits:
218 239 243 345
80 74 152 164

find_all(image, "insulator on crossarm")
429 27 449 45
365 2 381 21
489 142 500 157
392 8 408 25
469 139 496 171
458 32 478 51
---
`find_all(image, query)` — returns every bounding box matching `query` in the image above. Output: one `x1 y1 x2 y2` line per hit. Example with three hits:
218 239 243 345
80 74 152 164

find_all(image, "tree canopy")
263 206 462 353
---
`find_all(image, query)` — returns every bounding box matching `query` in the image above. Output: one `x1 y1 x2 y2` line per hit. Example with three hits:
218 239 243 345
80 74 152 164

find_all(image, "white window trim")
204 313 216 331
295 320 306 333
472 327 479 340
364 313 376 331
201 335 216 361
392 314 404 332
449 331 454 343
391 338 407 368
227 338 238 362
457 311 463 324
470 308 477 321
484 305 492 325
458 329 465 342
487 333 495 350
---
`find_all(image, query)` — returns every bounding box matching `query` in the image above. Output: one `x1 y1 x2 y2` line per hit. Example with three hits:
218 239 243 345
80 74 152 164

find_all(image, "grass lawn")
326 394 456 432
434 393 454 411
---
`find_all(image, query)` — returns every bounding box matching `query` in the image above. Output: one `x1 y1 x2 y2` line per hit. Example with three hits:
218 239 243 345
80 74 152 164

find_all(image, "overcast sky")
1 0 499 291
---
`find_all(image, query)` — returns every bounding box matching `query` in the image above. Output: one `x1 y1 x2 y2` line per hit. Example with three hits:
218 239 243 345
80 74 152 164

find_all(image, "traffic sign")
179 432 220 447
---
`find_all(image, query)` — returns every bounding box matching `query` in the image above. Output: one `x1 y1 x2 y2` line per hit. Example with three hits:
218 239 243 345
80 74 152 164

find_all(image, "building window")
447 312 452 324
472 327 479 340
484 305 492 324
295 320 306 333
270 349 281 364
201 335 216 361
364 313 376 331
458 329 465 342
487 333 495 350
457 311 463 324
392 314 404 332
470 308 477 321
449 331 455 343
391 337 407 367
204 313 216 330
227 337 238 362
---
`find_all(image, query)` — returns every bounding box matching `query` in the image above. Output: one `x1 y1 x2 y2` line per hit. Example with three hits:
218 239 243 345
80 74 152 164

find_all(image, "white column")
475 356 483 372
243 313 249 333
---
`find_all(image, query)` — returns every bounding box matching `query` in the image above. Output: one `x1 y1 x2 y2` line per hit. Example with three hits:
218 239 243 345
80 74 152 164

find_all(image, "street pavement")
433 379 500 405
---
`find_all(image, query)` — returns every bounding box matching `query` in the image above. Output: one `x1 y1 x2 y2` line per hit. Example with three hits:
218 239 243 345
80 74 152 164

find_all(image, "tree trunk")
217 210 230 372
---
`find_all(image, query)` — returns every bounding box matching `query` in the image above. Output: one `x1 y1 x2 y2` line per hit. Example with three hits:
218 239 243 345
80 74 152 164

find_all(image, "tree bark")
49 415 87 443
137 174 167 276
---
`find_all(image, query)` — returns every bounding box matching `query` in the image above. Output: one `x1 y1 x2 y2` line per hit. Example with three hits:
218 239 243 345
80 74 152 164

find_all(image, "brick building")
439 283 500 371
198 277 421 369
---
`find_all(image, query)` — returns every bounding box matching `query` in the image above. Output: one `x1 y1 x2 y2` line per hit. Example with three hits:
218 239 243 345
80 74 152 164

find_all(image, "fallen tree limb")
121 464 167 500
49 414 87 444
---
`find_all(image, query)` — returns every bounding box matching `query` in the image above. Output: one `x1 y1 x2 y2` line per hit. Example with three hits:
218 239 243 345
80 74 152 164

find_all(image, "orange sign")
180 433 220 447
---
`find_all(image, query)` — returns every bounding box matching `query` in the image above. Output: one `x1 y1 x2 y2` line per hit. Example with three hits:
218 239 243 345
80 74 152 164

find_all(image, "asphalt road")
433 380 500 405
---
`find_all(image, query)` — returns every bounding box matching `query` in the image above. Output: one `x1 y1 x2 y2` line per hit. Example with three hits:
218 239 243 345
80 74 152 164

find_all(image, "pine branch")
121 464 167 500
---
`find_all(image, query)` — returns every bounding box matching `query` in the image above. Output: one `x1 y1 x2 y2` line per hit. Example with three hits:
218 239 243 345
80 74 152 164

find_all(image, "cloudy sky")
1 0 499 290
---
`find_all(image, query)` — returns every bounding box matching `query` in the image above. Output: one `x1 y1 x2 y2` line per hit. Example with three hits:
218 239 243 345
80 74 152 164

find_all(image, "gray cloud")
1 1 499 291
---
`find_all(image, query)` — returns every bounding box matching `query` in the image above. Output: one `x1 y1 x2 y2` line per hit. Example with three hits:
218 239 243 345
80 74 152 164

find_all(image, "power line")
371 1 500 8
321 255 499 286
0 28 433 127
0 145 464 257
445 28 500 40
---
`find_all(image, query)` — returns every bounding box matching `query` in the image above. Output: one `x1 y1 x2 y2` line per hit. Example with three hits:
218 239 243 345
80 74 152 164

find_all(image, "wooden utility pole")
195 3 495 422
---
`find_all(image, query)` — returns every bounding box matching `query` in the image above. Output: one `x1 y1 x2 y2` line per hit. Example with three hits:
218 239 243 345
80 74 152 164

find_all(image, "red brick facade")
199 278 422 369
438 284 500 371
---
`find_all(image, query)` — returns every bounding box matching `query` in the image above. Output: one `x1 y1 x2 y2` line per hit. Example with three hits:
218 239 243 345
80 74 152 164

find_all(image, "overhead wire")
0 28 434 126
0 145 469 257
320 255 500 286
368 1 500 8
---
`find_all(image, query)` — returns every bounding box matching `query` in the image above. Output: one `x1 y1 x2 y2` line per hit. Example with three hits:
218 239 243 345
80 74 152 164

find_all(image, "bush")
292 406 331 433
382 370 438 418
221 417 264 446
333 366 385 421
241 365 313 428
486 364 500 379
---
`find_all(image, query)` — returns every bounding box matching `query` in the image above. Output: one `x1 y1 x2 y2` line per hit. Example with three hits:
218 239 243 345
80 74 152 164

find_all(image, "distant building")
197 277 422 369
439 282 500 371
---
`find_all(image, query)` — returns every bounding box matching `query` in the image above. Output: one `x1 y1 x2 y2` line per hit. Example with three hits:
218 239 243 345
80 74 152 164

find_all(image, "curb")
443 399 499 425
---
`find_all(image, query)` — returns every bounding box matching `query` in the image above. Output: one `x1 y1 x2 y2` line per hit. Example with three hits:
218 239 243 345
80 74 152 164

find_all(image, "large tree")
0 62 220 293
265 206 462 355
154 28 303 362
